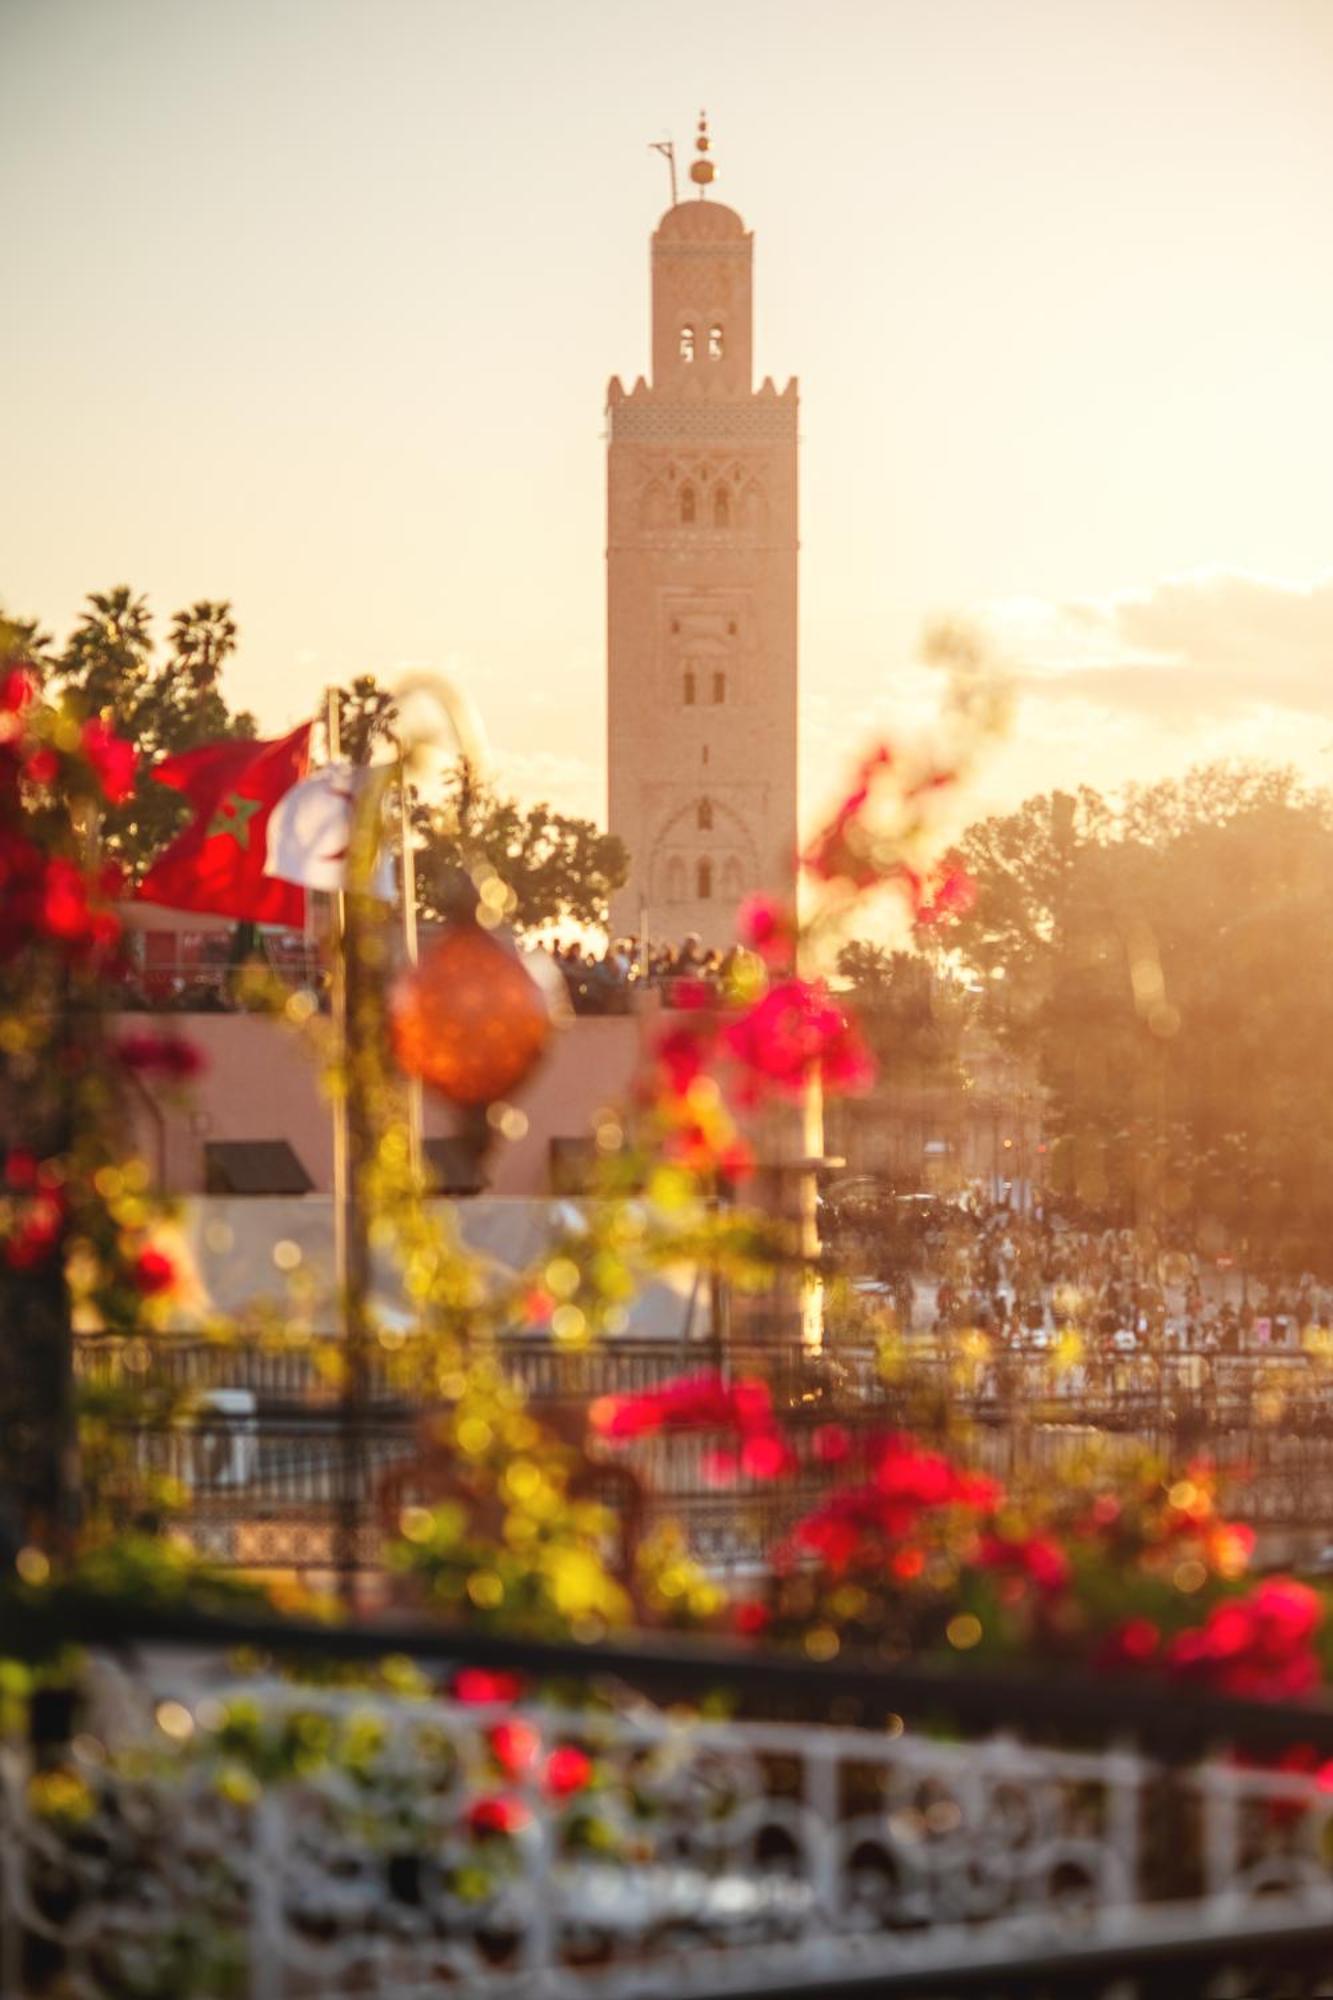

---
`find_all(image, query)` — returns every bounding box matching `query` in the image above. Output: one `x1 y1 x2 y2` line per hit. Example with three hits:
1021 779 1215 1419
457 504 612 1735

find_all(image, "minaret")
606 116 798 951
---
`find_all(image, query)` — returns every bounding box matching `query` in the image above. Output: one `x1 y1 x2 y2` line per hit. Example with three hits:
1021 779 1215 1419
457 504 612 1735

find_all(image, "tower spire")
689 109 716 197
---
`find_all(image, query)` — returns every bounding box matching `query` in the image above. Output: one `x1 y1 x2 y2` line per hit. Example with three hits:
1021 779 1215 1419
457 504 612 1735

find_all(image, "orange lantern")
390 917 555 1107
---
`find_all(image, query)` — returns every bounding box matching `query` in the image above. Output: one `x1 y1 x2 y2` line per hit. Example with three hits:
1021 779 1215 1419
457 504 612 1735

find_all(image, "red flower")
467 1795 530 1838
4 1192 64 1271
130 1246 178 1297
975 1531 1071 1595
802 747 894 889
452 1668 524 1705
0 668 37 714
80 720 136 805
116 1030 205 1081
812 1423 852 1465
723 979 874 1102
738 1430 797 1481
733 1600 770 1638
653 1022 714 1099
489 1718 541 1776
591 1370 774 1443
737 895 797 969
545 1745 593 1798
1167 1579 1323 1701
22 747 59 788
40 858 93 942
1095 1617 1162 1670
3 1149 39 1191
913 863 976 927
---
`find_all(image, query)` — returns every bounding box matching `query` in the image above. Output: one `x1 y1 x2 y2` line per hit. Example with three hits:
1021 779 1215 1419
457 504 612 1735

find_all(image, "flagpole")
326 691 349 1311
395 743 424 1183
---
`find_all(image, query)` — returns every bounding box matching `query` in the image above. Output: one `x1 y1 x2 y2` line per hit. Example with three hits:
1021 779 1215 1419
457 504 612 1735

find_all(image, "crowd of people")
837 1191 1333 1356
550 934 737 1014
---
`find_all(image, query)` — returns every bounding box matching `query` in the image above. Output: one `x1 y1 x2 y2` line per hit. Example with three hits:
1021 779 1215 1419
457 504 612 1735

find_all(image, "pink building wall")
130 1005 657 1197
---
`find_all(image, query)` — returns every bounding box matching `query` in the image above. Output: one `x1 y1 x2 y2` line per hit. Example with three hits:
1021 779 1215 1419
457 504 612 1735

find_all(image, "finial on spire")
689 109 716 196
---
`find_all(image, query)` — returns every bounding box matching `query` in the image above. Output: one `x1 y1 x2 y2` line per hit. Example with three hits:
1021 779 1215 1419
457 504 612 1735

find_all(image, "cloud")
987 568 1333 729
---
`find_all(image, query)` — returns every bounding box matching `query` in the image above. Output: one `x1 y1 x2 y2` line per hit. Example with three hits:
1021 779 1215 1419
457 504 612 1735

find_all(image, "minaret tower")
606 116 798 950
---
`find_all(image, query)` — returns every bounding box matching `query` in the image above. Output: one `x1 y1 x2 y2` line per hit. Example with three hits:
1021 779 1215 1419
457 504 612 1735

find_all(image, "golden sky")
3 0 1331 831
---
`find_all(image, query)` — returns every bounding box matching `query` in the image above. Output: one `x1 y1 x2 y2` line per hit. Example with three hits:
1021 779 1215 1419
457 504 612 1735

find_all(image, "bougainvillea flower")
736 894 798 969
1167 1579 1323 1701
4 1192 65 1271
975 1531 1071 1595
913 863 976 926
653 1023 714 1099
545 1745 593 1798
116 1031 206 1081
1094 1617 1162 1670
452 1668 525 1705
467 1794 530 1838
0 667 37 715
723 978 874 1102
130 1246 178 1297
590 1369 774 1443
489 1718 541 1777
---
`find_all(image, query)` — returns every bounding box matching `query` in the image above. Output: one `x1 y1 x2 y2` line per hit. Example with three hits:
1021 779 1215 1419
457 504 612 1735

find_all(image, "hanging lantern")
390 916 556 1108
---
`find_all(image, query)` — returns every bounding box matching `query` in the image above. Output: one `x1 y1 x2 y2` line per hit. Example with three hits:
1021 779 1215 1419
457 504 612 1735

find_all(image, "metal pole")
396 746 424 1182
326 691 348 1308
325 688 360 1610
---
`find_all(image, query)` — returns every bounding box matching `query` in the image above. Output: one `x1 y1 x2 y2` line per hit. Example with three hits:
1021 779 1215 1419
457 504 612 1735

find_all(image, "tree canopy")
39 588 257 875
330 678 630 937
951 763 1333 1264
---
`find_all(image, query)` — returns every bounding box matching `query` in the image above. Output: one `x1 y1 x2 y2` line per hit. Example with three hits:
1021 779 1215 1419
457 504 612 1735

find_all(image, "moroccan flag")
135 724 312 925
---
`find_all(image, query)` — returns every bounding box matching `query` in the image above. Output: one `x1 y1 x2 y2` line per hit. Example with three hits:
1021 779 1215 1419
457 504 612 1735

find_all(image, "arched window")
722 856 745 900
683 671 696 706
708 324 724 359
680 485 696 525
697 798 713 831
712 670 727 705
665 857 687 903
679 325 696 363
697 858 713 900
713 485 730 528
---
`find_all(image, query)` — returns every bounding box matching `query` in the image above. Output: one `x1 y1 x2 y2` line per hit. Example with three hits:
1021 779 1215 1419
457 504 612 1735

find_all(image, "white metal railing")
6 1663 1333 1996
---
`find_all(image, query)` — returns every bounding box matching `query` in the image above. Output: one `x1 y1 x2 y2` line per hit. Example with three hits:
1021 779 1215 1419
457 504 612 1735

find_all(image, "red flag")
136 725 312 925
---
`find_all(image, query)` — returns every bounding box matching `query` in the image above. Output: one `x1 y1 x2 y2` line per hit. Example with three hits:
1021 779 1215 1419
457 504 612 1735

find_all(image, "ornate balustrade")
7 1619 1333 1997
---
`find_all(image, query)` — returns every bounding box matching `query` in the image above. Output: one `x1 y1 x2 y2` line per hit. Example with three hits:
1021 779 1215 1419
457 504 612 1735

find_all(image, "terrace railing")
7 1615 1333 1998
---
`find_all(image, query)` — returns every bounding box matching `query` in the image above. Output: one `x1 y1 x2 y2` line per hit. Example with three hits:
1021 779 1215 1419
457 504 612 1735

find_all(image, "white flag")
265 764 395 897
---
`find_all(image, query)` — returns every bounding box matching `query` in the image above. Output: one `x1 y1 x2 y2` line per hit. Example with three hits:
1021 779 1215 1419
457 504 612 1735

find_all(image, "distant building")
606 119 798 950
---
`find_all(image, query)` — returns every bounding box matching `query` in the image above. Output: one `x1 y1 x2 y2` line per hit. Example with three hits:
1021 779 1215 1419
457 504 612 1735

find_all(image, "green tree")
952 763 1333 1264
329 677 630 935
415 758 629 935
49 590 257 874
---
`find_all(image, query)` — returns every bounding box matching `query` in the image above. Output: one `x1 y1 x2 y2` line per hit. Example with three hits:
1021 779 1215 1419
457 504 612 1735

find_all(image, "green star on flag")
206 792 264 848
135 723 313 925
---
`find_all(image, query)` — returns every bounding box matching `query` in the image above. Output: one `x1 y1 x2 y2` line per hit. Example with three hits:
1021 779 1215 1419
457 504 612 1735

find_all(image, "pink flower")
737 895 797 969
0 668 37 714
545 1745 593 1798
723 979 874 1102
489 1718 541 1776
1166 1579 1323 1701
116 1031 205 1081
452 1668 524 1705
130 1246 178 1297
40 858 93 942
591 1369 774 1443
975 1531 1071 1595
467 1795 530 1838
